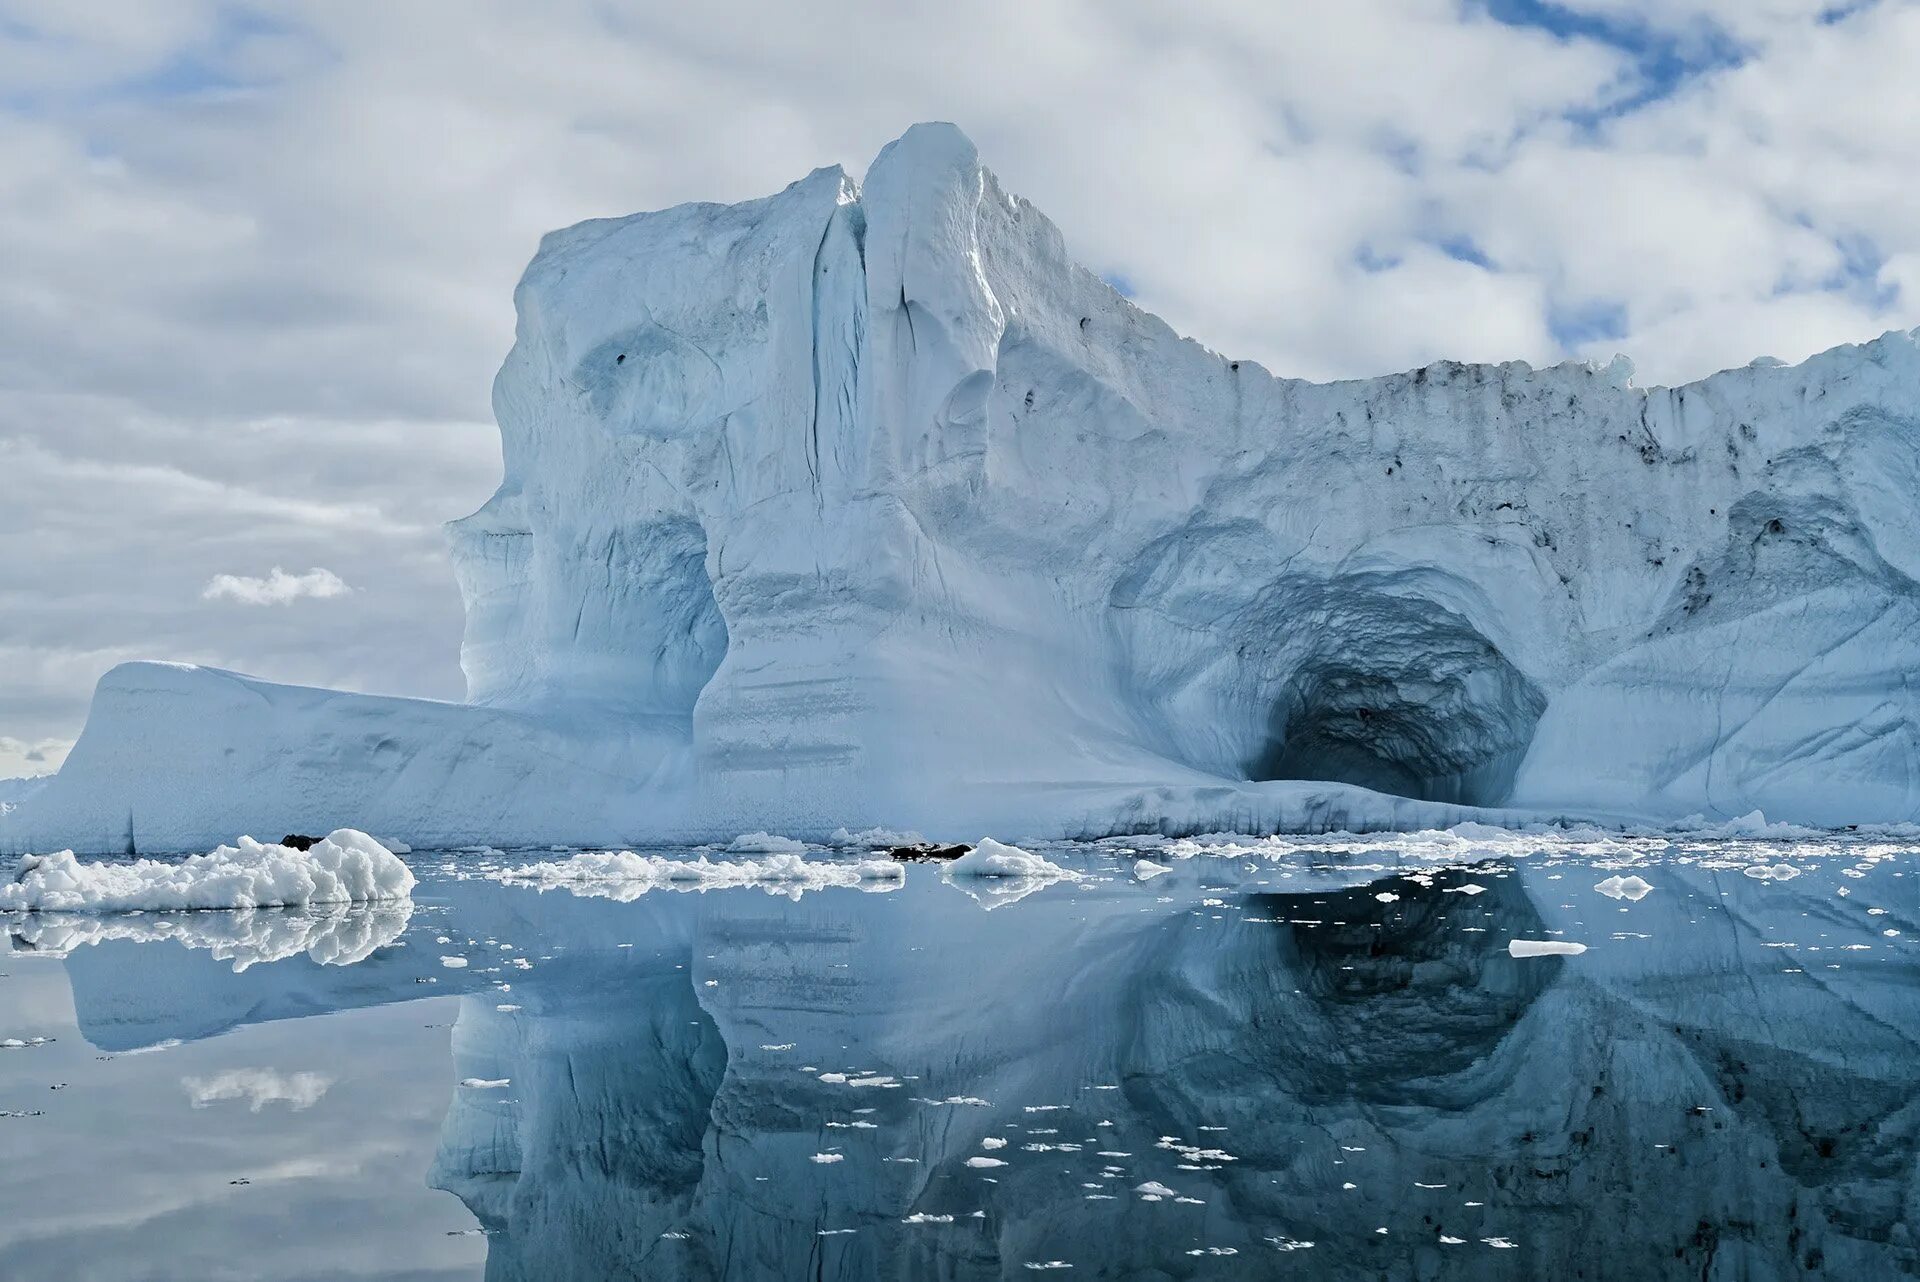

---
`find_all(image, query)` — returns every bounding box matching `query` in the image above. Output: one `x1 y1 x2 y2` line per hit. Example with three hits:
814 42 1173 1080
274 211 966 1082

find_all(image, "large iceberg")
12 122 1920 852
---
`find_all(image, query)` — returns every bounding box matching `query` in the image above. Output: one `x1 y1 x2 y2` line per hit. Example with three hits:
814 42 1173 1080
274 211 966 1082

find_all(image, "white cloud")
202 567 352 606
182 1068 333 1112
0 735 71 776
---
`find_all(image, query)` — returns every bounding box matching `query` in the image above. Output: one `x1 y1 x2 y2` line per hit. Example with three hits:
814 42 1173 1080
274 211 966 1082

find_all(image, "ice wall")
13 122 1920 851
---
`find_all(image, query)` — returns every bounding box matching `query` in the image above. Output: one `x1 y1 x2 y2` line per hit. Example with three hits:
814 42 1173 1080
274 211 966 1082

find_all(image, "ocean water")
1 834 1917 1279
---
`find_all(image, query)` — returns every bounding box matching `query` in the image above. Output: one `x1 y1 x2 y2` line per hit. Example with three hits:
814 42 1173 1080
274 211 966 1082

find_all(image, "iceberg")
13 122 1920 851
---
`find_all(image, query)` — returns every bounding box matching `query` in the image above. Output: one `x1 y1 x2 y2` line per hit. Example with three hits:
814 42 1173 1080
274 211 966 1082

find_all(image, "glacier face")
15 122 1920 851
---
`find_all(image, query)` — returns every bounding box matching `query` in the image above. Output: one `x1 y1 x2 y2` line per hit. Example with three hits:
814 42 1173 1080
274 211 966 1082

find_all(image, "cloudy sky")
3 0 1917 777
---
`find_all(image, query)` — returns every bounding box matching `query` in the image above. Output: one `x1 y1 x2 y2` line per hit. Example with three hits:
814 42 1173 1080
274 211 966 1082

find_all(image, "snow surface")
15 121 1920 850
0 829 412 912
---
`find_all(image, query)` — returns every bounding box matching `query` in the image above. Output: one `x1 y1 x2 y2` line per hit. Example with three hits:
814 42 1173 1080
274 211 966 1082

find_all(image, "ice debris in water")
1743 863 1803 881
0 830 413 913
1595 874 1654 901
724 832 809 855
1509 939 1589 958
944 838 1073 879
492 850 904 899
828 826 926 848
1133 859 1171 879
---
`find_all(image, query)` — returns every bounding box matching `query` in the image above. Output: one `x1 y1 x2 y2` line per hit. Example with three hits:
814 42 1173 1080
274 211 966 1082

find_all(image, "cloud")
182 1068 334 1112
202 566 352 605
0 735 73 777
0 0 1914 756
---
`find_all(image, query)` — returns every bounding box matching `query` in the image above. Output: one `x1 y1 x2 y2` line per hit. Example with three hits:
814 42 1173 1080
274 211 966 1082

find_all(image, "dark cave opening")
1245 588 1544 807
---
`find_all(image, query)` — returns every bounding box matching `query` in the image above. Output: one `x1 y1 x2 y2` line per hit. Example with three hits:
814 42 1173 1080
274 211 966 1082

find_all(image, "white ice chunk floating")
1595 874 1654 901
0 830 413 913
724 832 808 854
492 850 904 899
1508 939 1589 958
944 838 1072 880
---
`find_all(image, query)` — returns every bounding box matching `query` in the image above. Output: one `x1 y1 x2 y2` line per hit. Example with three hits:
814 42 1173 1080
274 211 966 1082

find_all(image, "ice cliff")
14 122 1920 851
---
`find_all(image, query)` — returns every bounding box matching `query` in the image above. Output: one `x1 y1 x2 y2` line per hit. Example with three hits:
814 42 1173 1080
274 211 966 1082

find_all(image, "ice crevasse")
14 122 1920 852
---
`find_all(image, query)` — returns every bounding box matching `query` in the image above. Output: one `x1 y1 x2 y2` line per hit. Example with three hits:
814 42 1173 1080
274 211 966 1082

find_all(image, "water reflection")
21 848 1920 1278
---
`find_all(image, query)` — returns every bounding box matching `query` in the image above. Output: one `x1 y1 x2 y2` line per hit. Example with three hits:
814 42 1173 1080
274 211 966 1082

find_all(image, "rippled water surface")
2 834 1918 1279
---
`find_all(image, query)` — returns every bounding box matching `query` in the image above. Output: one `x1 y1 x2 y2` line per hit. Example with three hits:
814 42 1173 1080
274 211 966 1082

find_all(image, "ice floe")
1508 939 1588 958
492 850 904 900
944 838 1073 879
0 830 413 913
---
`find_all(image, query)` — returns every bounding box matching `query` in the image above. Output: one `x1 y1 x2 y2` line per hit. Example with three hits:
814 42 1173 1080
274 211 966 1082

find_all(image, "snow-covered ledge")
13 123 1920 852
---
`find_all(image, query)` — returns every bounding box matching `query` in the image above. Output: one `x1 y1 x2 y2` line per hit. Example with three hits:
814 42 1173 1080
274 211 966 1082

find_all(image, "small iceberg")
724 832 809 855
0 830 414 913
1595 874 1653 901
944 838 1072 880
1508 939 1588 958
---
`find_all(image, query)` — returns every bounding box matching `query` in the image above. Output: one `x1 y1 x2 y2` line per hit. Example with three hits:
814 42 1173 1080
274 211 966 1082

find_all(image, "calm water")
2 836 1918 1280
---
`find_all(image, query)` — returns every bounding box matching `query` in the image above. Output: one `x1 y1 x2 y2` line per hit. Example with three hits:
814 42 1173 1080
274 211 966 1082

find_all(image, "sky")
3 0 1918 778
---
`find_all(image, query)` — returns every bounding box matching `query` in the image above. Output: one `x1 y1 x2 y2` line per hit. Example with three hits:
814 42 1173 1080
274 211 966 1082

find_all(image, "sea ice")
943 838 1072 880
493 851 903 899
1595 874 1654 901
0 830 413 913
1508 940 1589 958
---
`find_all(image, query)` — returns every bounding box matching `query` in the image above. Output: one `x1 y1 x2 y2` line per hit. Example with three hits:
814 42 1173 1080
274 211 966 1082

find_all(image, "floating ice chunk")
945 838 1073 879
1134 1181 1180 1198
0 830 413 913
1595 874 1653 901
901 1213 953 1224
966 1157 1008 1168
1133 860 1171 879
1375 892 1399 903
810 1153 844 1164
460 1078 510 1089
982 1137 1008 1150
1446 883 1489 896
493 851 904 899
1742 863 1803 881
726 832 808 855
1508 940 1588 958
441 956 469 968
828 827 926 849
